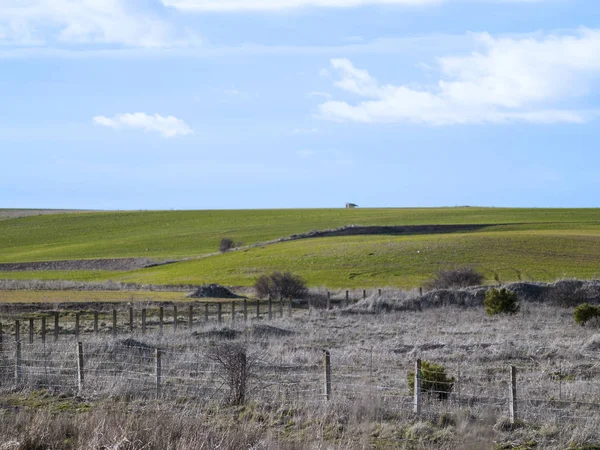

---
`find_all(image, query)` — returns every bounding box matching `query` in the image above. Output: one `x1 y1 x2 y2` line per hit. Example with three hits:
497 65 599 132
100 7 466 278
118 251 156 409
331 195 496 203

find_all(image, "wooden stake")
256 300 260 319
15 341 22 384
93 311 99 335
243 299 248 322
141 309 147 334
112 309 117 338
414 359 422 416
279 298 283 318
159 306 164 332
345 290 349 306
129 307 134 333
54 312 59 341
188 304 193 329
363 290 367 299
217 303 222 324
15 320 20 343
41 317 46 344
75 313 80 340
268 298 272 320
323 350 332 401
29 318 34 344
231 301 236 322
77 341 84 392
204 303 209 322
327 292 331 310
173 305 178 331
509 366 518 424
155 348 162 398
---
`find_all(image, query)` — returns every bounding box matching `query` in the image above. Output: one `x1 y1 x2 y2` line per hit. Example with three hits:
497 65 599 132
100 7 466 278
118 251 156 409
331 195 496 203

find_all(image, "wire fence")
1 334 599 427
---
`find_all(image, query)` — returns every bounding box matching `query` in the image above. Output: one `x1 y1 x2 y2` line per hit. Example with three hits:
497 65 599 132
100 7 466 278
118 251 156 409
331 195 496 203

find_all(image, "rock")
187 284 242 299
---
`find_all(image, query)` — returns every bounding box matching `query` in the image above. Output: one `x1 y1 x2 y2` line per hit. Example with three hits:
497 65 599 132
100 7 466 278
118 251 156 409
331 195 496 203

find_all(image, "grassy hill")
1 207 600 288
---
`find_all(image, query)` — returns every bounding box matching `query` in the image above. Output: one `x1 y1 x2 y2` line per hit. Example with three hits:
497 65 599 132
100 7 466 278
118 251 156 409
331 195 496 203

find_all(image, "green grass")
2 208 600 288
2 207 600 263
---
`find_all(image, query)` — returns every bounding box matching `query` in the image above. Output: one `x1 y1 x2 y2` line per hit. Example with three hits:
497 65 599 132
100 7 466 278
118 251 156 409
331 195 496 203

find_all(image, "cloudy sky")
1 0 599 209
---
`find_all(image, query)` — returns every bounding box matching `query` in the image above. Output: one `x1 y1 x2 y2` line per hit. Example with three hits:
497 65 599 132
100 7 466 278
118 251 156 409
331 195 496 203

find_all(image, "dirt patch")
0 258 165 272
187 284 243 299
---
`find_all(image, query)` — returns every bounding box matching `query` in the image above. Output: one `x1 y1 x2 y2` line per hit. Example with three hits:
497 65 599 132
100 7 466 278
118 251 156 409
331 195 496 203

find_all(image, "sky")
1 0 599 210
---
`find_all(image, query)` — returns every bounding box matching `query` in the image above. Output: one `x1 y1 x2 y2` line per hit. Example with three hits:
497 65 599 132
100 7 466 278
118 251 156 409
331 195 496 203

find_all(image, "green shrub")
408 361 455 400
574 303 599 326
484 288 520 315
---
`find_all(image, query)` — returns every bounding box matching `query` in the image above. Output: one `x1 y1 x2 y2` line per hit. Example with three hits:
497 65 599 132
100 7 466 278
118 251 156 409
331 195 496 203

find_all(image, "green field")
2 207 600 288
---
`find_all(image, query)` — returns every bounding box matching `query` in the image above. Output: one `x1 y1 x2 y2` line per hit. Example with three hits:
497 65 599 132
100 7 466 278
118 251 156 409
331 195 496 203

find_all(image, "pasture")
2 208 600 288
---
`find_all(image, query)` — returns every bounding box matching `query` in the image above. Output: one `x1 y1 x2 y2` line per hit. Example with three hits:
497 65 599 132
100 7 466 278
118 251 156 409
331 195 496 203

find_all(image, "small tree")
408 361 455 401
206 343 249 405
484 288 520 315
254 271 308 299
574 303 599 326
424 267 485 290
219 238 235 253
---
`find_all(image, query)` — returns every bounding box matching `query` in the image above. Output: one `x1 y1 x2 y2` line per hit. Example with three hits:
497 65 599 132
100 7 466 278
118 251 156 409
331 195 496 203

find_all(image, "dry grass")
1 301 599 449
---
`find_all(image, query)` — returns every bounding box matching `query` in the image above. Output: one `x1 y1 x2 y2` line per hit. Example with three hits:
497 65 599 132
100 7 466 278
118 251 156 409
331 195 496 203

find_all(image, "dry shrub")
424 267 485 290
254 271 308 300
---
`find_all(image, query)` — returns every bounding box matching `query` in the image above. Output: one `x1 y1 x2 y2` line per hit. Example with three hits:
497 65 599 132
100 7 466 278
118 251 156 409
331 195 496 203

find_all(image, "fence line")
0 337 599 427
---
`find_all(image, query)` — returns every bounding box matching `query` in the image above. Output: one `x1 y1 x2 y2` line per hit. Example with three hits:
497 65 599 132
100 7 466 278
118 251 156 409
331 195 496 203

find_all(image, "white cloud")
0 0 200 48
93 113 194 138
319 29 600 125
162 0 539 11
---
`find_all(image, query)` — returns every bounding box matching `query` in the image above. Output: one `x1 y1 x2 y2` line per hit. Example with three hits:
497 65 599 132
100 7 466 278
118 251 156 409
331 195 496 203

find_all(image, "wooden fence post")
15 341 22 384
204 303 209 322
288 298 292 317
93 311 99 335
345 290 349 306
509 366 518 424
29 318 34 344
363 290 367 300
188 304 194 329
323 350 332 401
54 312 59 341
327 292 331 310
243 299 248 322
15 320 20 343
41 317 46 344
378 289 382 296
419 287 423 296
0 322 3 353
231 301 236 322
112 309 117 338
279 298 283 318
173 305 178 331
77 341 84 392
256 300 260 319
155 348 162 398
215 303 221 323
129 307 134 333
268 298 272 320
75 313 80 340
414 359 422 416
141 309 147 334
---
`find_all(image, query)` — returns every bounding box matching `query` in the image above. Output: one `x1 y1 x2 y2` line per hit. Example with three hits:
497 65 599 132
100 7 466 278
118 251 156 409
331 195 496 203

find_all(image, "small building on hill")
346 203 358 209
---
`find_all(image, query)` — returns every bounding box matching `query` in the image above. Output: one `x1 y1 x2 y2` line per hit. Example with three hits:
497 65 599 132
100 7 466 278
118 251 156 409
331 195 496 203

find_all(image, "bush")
254 271 308 300
574 303 599 326
484 288 520 315
408 361 455 401
424 267 485 290
219 238 235 253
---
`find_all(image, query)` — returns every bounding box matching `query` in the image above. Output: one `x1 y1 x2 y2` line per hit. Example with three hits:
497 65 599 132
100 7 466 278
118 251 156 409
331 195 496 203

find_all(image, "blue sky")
1 0 599 209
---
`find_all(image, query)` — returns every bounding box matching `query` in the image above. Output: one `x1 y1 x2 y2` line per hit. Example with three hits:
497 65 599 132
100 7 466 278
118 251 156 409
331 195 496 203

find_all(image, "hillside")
1 207 600 288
